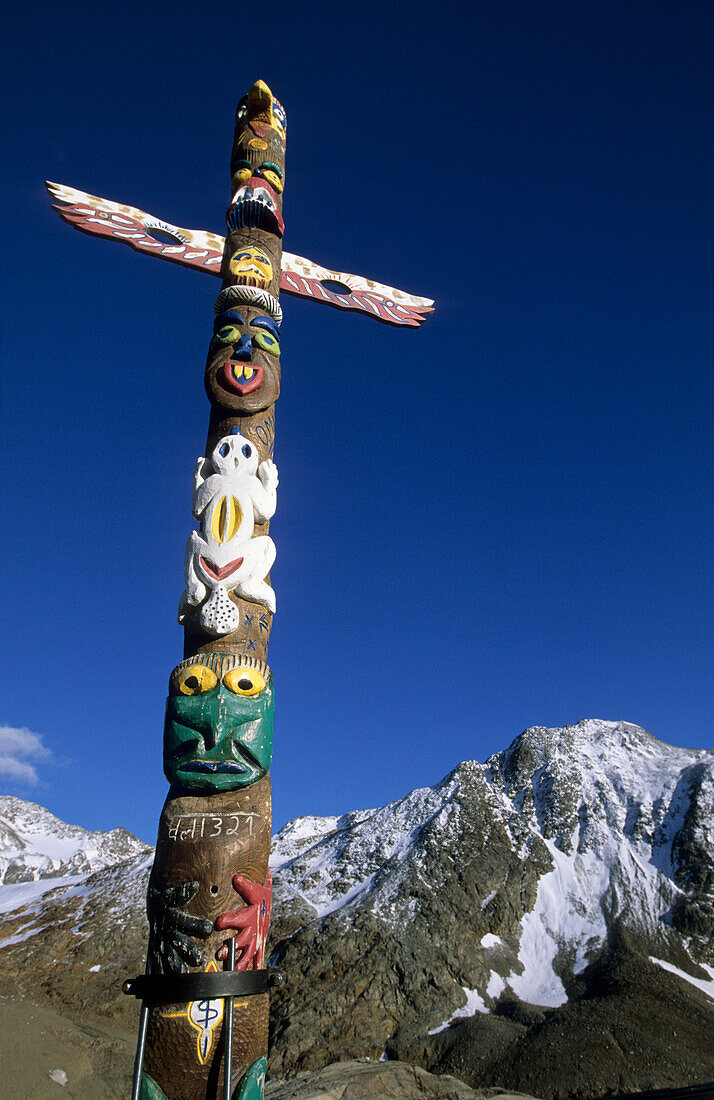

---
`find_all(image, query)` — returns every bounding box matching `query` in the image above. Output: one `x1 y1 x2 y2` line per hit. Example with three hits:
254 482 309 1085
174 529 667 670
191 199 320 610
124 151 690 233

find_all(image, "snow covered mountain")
0 720 713 1098
0 795 150 884
270 719 714 1001
268 719 714 1090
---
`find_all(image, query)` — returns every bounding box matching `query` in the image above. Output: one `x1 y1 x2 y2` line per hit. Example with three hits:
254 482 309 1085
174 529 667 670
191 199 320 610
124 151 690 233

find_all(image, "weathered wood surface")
143 780 271 1098
143 79 287 1099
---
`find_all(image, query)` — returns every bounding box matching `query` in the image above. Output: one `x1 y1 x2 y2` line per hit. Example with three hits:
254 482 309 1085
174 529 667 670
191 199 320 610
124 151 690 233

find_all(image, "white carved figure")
178 431 278 636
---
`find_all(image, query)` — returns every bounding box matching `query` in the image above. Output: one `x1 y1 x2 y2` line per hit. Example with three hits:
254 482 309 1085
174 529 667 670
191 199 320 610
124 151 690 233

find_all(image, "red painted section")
198 556 245 581
52 202 224 276
220 361 265 395
215 871 273 970
279 271 433 327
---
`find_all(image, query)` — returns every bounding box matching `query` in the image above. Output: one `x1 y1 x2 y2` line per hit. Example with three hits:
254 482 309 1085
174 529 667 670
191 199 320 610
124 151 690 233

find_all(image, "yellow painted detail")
249 138 269 150
261 169 283 193
173 665 218 696
163 962 234 1065
253 330 279 357
212 496 242 543
216 324 241 344
229 247 273 286
224 667 266 696
244 367 254 380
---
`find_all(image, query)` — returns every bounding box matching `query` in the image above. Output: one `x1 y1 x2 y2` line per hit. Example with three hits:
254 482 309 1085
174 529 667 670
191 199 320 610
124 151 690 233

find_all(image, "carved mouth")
225 180 284 235
220 360 264 395
199 555 244 581
182 760 249 774
231 266 270 288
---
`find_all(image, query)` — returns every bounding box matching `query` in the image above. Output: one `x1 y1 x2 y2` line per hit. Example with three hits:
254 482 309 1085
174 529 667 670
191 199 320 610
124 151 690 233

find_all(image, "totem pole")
46 81 432 1100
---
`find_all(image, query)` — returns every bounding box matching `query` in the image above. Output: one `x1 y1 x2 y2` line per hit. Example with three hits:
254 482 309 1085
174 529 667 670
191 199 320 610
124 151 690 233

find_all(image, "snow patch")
0 929 37 948
0 875 86 915
428 987 488 1034
650 957 714 1002
487 971 506 999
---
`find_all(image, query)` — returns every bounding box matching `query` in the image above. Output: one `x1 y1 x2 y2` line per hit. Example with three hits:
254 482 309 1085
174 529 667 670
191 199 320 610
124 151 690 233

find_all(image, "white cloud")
0 726 51 787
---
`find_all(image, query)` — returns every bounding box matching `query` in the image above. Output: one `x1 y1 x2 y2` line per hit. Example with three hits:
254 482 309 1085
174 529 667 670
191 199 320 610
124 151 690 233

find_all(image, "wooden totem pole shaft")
47 79 432 1100
132 81 287 1100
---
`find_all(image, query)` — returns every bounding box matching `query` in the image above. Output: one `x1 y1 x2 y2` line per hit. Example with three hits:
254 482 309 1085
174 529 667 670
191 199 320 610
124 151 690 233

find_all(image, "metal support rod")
223 937 236 1100
130 957 152 1100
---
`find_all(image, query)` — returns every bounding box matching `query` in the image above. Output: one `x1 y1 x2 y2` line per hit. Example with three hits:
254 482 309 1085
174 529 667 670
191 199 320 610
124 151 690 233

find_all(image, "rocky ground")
0 998 541 1100
0 994 135 1098
388 927 714 1099
265 1061 539 1099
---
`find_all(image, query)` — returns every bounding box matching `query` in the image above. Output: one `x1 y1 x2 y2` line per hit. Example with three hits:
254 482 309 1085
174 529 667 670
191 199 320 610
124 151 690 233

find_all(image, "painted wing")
281 251 434 328
45 182 224 276
46 182 434 325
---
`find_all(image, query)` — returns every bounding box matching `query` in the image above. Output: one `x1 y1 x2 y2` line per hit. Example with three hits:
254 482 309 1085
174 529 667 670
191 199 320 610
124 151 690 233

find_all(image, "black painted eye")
224 667 266 696
173 664 218 696
242 444 252 458
273 103 286 130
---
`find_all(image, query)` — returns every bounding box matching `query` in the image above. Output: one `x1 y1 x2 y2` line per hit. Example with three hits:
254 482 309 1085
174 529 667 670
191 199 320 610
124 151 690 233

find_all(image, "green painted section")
139 1055 266 1098
140 1073 169 1100
233 1055 267 1100
163 678 274 792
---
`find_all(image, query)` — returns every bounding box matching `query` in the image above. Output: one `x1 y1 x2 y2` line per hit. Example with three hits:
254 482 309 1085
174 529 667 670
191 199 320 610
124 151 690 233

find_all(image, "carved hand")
148 880 214 975
215 871 273 970
258 459 279 494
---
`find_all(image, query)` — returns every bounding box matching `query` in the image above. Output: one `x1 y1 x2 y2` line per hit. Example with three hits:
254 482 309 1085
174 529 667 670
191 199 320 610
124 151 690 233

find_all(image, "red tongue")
199 555 244 581
220 361 264 395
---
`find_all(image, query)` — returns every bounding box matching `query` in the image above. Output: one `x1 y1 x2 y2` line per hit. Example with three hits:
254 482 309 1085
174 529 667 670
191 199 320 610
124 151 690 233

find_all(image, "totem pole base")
137 779 271 1100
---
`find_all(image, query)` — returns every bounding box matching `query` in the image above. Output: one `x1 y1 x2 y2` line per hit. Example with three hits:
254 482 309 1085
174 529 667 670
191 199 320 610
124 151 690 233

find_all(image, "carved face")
205 305 280 412
229 81 286 237
228 246 274 288
226 179 284 236
231 158 284 195
210 429 260 477
234 81 286 159
164 657 274 792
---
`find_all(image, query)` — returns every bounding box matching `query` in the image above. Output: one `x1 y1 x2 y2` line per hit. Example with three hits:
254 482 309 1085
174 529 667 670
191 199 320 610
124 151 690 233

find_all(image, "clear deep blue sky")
2 1 714 843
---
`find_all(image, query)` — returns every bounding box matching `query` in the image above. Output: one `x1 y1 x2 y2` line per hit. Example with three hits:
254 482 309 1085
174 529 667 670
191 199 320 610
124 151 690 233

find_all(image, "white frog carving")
178 431 278 635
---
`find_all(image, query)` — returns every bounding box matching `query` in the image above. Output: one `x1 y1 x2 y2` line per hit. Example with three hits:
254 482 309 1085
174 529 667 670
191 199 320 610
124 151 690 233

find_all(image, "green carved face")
163 663 274 793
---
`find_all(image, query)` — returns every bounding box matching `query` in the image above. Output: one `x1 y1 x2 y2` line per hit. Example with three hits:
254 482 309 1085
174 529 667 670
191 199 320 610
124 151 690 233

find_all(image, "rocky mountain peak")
0 795 151 885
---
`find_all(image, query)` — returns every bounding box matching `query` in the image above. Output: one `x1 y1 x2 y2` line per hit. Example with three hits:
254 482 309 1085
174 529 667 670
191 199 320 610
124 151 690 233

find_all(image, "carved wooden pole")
126 81 287 1100
46 79 433 1100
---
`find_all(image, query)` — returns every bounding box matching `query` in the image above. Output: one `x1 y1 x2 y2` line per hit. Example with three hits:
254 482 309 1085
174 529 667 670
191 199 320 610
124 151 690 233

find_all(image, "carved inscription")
165 812 260 842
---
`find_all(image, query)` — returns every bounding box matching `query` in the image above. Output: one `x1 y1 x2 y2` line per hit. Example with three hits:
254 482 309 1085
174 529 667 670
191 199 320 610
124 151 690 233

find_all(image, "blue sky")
2 1 714 843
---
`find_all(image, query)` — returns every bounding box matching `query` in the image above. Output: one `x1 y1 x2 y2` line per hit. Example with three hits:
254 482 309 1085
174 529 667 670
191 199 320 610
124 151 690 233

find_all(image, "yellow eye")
215 325 241 344
173 665 218 696
223 667 266 696
253 331 280 356
260 169 283 193
232 167 252 187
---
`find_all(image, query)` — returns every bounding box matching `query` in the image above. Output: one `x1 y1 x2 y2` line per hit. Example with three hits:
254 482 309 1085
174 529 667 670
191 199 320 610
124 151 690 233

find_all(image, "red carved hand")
215 871 272 970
